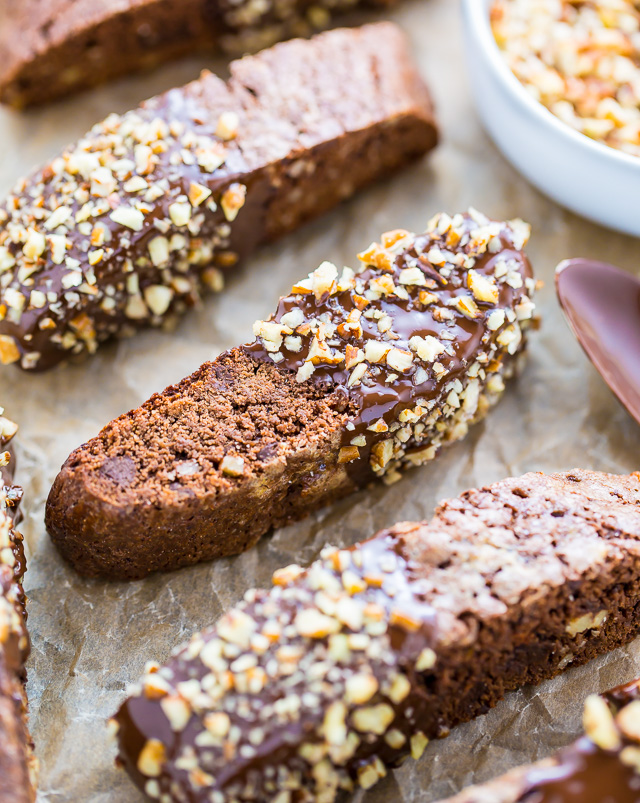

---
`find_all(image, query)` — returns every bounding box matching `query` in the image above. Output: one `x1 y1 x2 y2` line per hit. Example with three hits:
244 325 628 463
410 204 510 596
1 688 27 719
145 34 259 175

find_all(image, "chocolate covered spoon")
556 258 640 425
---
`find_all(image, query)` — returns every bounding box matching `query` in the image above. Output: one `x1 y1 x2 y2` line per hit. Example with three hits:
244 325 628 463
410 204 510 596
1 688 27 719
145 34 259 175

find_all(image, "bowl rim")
460 0 640 172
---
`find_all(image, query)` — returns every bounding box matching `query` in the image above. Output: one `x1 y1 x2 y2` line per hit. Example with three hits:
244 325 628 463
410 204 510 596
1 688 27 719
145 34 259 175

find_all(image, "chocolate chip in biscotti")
111 468 640 803
0 412 35 803
45 210 537 580
0 0 401 108
0 22 438 371
437 676 640 803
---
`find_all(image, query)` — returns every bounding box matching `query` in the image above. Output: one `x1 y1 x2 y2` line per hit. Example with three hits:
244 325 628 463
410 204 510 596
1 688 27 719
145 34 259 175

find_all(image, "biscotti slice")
438 677 640 803
0 0 398 107
46 211 536 579
45 210 536 579
112 468 640 803
0 23 437 371
0 413 35 802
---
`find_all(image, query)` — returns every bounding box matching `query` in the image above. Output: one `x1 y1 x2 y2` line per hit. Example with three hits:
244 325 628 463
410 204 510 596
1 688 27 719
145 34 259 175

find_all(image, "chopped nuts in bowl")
461 0 640 237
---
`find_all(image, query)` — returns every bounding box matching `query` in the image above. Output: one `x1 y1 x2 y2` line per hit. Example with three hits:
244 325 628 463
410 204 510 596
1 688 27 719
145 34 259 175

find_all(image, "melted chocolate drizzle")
245 215 533 483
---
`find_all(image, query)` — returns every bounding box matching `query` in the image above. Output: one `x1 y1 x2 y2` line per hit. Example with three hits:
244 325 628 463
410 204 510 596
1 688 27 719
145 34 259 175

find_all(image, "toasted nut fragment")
220 455 245 477
371 439 393 469
160 695 191 731
221 183 247 222
0 335 20 365
357 758 387 790
385 729 406 749
169 202 191 227
388 673 411 704
616 700 640 742
416 647 437 671
143 674 172 699
148 237 170 267
309 261 339 300
216 111 239 140
23 228 46 261
455 295 480 319
338 446 360 464
204 711 231 738
272 564 304 586
137 738 167 777
342 570 367 595
381 229 411 248
345 673 379 704
386 348 413 372
188 182 212 207
566 609 607 636
620 746 640 771
409 334 444 362
364 340 390 364
323 701 347 746
295 608 340 638
583 694 621 751
411 731 429 760
468 269 499 303
144 285 174 317
110 205 144 231
352 703 395 735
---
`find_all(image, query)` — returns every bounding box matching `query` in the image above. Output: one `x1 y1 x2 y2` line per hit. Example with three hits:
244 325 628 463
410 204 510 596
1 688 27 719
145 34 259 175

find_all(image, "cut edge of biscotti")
110 468 640 801
0 412 36 802
45 210 535 579
0 23 437 372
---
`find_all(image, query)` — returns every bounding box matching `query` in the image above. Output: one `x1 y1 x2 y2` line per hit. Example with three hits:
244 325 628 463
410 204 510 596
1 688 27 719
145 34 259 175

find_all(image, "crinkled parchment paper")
2 0 640 800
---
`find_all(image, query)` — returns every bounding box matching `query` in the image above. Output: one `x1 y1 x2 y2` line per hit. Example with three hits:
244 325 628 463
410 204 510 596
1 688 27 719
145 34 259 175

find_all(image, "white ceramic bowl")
461 0 640 237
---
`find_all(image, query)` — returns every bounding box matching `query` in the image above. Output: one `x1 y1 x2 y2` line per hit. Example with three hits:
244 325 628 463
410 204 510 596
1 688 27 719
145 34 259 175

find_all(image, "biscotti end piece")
0 23 437 372
439 676 640 802
0 412 35 803
0 0 399 108
45 210 535 579
111 469 640 802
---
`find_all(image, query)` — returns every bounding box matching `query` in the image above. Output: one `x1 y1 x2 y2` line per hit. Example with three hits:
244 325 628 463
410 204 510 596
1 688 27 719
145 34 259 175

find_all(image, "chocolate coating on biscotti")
45 211 536 579
440 677 640 803
0 23 437 371
0 0 399 108
112 468 640 803
247 211 534 485
0 414 35 803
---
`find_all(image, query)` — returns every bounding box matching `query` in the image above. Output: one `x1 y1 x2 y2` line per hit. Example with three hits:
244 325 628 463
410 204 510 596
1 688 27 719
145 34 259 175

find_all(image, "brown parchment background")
2 0 640 799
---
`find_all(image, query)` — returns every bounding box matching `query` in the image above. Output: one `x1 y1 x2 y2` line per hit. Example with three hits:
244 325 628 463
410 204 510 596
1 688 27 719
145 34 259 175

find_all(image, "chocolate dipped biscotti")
0 0 398 107
46 210 536 579
439 678 640 802
0 414 34 802
112 469 640 802
0 23 438 371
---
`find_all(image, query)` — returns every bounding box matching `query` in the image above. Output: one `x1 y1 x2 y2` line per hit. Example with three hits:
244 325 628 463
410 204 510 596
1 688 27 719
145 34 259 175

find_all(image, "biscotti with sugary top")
112 468 640 803
0 0 399 107
439 677 640 802
0 413 34 803
45 210 536 579
0 23 437 371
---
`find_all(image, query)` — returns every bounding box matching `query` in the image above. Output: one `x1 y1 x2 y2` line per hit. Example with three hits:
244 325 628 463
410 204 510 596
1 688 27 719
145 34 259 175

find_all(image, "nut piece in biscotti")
0 23 438 371
45 210 536 579
112 469 640 803
438 677 640 803
0 412 35 802
0 0 400 108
